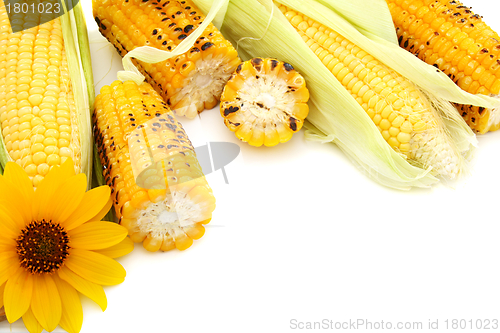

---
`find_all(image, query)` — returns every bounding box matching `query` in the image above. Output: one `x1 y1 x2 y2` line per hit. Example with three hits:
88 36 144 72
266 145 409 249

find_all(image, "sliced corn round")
220 57 310 147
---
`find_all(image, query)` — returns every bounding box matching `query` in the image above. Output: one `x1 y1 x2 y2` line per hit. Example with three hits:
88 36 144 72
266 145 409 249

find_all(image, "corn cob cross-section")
385 0 500 134
93 80 215 252
93 0 241 119
0 0 91 187
220 57 310 147
277 2 466 179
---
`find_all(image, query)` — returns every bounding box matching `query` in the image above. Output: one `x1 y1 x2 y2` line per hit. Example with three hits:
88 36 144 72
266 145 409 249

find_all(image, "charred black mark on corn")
224 106 239 116
283 62 294 72
270 59 279 70
201 42 214 51
289 118 298 131
227 120 241 127
236 63 243 74
251 57 263 71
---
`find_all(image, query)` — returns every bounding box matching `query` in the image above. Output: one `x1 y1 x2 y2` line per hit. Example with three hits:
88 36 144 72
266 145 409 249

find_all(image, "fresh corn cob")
92 0 241 119
93 80 215 252
0 0 92 187
385 0 500 134
220 57 309 147
277 3 464 178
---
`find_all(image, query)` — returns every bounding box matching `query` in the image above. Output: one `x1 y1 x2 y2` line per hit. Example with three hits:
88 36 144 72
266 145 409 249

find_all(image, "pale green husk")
60 1 93 188
190 0 498 189
71 0 114 220
313 0 399 44
71 1 106 190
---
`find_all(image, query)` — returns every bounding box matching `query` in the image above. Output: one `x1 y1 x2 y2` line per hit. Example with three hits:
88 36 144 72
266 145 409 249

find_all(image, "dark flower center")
16 219 70 274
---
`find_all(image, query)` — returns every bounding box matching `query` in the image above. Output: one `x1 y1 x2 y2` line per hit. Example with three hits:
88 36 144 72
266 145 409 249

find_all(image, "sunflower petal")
0 176 30 227
0 252 20 285
4 269 33 323
0 207 22 240
32 158 75 220
0 283 5 308
3 162 34 211
53 275 82 333
31 274 62 332
95 237 134 258
46 174 87 224
62 186 112 230
0 234 16 249
65 248 126 286
22 307 43 333
69 221 127 250
58 266 107 311
90 196 113 223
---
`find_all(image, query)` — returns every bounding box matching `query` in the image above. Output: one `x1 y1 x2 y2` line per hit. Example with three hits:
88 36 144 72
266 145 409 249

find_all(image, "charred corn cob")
0 0 92 187
92 0 241 119
220 57 309 147
385 0 500 134
277 3 464 178
93 80 215 252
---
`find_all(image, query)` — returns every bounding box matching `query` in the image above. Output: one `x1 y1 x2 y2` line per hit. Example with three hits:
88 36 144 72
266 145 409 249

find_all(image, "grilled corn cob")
220 57 309 147
93 80 215 252
92 0 241 119
385 0 500 134
0 0 92 187
277 3 464 178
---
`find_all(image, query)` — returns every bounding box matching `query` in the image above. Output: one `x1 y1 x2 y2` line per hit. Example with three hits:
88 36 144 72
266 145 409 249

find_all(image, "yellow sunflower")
0 159 134 333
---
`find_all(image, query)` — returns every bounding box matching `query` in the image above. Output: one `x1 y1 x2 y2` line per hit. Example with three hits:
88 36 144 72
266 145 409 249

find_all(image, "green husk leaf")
72 0 95 109
0 132 9 171
312 0 500 110
71 0 108 193
60 1 93 188
117 0 230 84
71 0 114 220
193 0 439 189
91 142 116 222
0 14 13 170
314 0 398 43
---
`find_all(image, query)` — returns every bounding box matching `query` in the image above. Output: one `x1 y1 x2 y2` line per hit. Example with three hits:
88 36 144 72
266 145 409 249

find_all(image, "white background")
4 0 500 332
